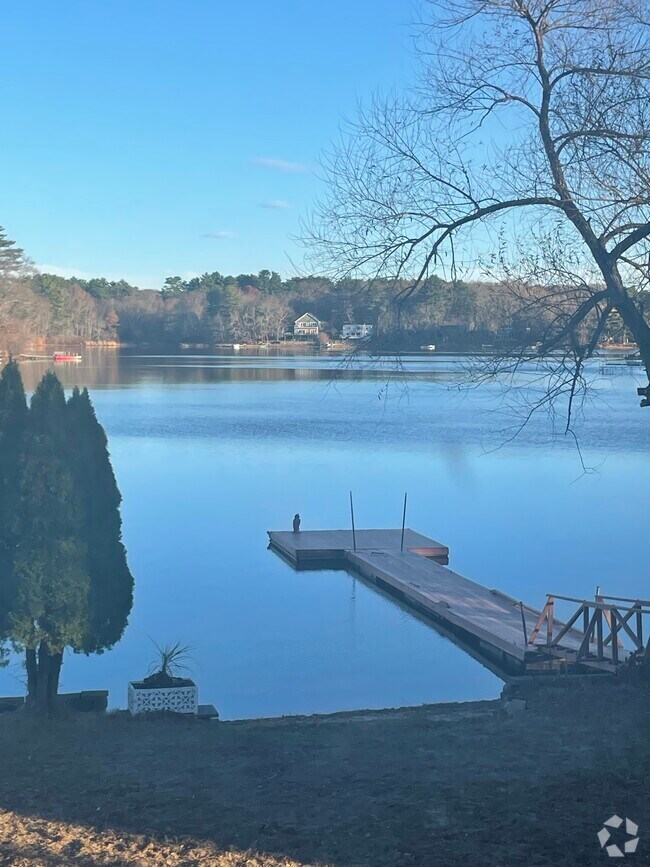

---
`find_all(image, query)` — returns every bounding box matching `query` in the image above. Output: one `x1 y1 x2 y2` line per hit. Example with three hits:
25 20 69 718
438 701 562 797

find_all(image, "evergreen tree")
0 370 134 712
66 387 133 652
0 360 28 558
0 361 28 666
0 227 25 277
11 373 90 710
257 270 283 294
162 276 185 296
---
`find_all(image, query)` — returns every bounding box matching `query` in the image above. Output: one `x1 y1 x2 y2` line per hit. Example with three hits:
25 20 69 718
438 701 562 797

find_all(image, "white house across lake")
341 324 373 340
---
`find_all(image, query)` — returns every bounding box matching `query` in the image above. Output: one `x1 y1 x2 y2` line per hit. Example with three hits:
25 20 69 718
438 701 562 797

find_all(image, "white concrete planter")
128 680 198 715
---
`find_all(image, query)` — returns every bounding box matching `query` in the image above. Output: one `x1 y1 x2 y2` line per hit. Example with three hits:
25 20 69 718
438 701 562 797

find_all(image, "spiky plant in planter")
143 641 194 688
128 640 198 715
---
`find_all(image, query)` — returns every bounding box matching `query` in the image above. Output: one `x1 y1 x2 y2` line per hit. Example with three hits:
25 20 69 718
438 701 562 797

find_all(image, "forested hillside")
0 227 635 352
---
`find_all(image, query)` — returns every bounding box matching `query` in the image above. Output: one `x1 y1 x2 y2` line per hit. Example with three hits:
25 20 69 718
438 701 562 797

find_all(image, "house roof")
294 312 320 324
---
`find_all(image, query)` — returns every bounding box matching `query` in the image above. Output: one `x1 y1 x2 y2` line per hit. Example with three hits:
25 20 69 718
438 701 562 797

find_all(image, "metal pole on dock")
400 492 408 552
519 602 528 645
349 491 357 551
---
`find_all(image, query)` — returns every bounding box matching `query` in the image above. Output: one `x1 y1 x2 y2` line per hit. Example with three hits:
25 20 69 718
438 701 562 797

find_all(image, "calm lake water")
1 350 648 719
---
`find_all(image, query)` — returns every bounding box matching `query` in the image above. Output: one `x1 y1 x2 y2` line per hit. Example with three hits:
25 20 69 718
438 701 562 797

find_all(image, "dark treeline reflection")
17 349 459 390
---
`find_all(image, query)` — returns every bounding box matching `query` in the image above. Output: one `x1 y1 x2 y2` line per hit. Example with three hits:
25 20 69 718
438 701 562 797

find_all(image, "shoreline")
13 341 641 358
223 696 501 726
6 335 643 365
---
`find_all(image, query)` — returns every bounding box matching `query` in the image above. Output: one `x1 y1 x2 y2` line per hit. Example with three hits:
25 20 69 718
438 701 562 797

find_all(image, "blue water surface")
2 351 647 719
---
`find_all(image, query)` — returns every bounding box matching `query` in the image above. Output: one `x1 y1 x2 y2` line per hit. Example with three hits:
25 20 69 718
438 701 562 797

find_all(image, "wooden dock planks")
267 528 449 564
345 550 596 663
346 549 539 661
267 527 596 673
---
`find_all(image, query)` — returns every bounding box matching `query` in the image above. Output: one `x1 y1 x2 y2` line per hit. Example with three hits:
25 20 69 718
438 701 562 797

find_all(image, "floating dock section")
269 529 449 566
268 528 631 678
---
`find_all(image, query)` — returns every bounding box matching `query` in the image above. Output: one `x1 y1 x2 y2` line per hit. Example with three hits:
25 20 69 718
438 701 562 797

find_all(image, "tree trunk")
35 642 52 713
26 642 62 713
47 651 63 709
605 267 650 406
25 647 37 706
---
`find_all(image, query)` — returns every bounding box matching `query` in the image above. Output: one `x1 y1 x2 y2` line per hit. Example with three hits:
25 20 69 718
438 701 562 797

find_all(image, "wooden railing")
527 593 650 665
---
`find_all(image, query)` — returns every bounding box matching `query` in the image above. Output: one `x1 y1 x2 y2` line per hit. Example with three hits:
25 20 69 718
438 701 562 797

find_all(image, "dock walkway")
267 528 610 677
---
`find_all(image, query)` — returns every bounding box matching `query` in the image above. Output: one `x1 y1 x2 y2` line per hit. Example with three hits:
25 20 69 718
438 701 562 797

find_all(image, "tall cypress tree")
11 373 90 710
0 361 28 667
0 369 134 712
66 387 133 652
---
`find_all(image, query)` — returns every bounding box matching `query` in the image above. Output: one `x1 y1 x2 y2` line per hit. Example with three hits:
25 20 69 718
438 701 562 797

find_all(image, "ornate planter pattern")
128 680 198 715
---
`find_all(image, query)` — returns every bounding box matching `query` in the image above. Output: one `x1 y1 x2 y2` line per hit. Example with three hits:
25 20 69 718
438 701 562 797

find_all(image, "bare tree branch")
305 0 650 414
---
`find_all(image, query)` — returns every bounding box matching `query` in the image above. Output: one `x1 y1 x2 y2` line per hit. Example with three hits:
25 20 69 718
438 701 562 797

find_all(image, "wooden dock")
269 529 449 566
267 528 641 678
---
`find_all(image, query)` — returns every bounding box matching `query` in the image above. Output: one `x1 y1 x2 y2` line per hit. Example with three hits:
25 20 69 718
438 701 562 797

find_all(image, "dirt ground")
0 678 648 866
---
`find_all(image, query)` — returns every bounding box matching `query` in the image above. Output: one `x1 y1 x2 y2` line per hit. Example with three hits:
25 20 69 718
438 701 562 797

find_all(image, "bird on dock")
292 513 301 533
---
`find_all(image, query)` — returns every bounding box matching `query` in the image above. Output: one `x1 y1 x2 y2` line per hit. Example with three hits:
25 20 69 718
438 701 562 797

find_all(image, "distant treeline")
3 267 542 350
0 228 633 351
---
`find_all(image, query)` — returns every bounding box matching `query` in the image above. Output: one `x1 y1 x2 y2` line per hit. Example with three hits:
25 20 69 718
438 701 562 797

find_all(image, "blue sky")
1 1 417 288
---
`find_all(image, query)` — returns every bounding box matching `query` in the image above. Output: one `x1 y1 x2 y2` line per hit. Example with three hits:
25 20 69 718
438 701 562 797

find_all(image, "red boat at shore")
53 352 82 363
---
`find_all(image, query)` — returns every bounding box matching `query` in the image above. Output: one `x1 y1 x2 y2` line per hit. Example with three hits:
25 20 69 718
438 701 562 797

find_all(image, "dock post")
349 491 357 552
519 602 528 644
400 492 408 551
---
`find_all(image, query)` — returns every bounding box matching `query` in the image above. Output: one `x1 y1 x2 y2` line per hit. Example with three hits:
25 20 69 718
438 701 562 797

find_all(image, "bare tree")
257 295 290 341
306 0 650 413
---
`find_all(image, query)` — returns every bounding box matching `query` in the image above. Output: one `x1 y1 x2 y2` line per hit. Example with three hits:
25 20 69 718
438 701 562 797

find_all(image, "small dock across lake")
268 528 650 679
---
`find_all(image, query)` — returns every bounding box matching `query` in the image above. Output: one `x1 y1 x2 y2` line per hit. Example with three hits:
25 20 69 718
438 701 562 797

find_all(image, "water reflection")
272 547 517 682
18 349 648 455
18 348 470 389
